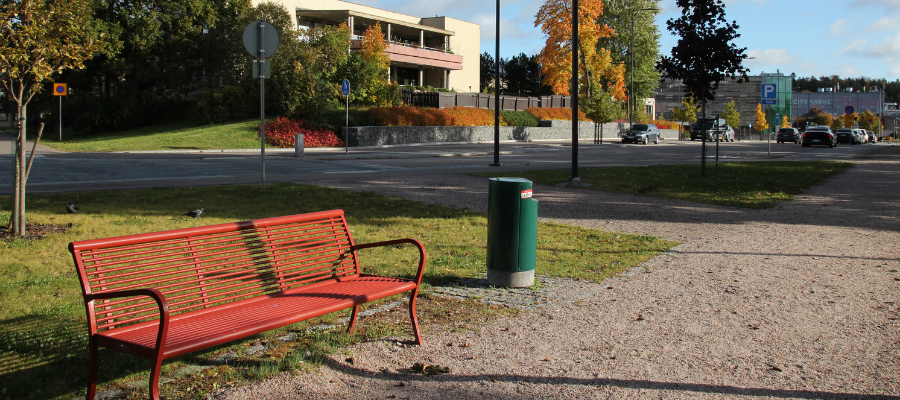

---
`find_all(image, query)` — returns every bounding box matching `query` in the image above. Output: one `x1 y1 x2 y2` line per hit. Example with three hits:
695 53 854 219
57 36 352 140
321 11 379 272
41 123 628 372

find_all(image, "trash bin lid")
489 177 532 183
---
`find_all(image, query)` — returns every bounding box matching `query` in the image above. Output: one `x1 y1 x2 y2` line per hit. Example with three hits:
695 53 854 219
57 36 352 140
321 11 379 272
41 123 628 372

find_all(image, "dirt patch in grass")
0 223 70 242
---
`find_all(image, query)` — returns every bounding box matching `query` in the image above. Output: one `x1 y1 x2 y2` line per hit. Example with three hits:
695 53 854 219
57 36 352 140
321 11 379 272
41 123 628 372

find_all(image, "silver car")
622 124 661 144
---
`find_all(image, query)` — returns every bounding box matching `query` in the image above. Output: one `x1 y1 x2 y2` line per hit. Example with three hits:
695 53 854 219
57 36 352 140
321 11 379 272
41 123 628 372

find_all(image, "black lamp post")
570 0 579 180
491 0 501 167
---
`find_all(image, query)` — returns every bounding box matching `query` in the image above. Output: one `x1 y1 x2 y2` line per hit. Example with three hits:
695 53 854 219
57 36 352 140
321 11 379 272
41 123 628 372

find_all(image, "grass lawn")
38 119 265 152
474 161 853 209
0 183 675 399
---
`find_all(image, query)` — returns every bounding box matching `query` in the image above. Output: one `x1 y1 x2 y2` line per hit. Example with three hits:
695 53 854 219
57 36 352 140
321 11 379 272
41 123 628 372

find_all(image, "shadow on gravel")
322 358 899 400
531 161 900 234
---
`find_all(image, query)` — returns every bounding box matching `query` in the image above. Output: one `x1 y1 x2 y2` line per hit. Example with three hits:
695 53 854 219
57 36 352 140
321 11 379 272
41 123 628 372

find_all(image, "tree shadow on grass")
0 314 151 400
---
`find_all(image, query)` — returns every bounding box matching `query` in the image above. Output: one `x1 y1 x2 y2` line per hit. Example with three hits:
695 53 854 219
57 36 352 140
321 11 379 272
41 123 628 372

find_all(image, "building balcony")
351 40 463 70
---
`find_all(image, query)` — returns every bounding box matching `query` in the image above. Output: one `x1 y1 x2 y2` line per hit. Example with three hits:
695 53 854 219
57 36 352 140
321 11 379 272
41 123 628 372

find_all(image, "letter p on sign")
761 83 777 104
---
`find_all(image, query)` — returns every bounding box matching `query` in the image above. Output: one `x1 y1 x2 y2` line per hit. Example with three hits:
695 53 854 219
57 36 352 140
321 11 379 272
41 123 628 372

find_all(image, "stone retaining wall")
347 121 679 147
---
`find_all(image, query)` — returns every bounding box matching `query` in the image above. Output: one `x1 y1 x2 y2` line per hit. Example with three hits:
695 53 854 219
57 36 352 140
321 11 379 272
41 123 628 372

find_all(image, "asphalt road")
0 138 885 195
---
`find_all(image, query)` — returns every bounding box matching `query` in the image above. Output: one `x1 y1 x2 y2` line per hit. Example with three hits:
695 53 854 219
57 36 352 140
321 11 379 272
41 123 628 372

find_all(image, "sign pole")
342 79 350 155
52 83 67 141
259 22 266 190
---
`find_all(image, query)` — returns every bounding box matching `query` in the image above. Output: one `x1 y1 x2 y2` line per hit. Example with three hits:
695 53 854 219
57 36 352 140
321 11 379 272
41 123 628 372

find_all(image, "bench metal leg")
347 305 360 333
85 337 99 400
149 355 164 400
408 291 423 345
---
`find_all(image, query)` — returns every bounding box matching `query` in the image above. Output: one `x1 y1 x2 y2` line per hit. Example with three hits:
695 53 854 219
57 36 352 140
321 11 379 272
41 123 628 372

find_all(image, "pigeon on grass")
66 202 79 214
183 208 204 218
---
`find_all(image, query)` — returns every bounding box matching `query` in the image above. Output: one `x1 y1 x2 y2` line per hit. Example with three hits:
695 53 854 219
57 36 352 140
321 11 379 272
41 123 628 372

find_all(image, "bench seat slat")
97 275 416 359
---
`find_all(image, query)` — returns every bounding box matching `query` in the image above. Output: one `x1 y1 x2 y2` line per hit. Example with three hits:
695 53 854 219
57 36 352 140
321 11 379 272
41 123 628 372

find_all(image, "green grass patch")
39 119 264 152
0 183 674 399
474 161 852 209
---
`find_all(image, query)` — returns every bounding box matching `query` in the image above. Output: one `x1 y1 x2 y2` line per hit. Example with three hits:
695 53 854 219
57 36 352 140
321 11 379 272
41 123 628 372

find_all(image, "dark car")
802 126 837 148
622 124 660 144
835 129 855 144
777 127 801 143
690 118 727 141
867 131 878 143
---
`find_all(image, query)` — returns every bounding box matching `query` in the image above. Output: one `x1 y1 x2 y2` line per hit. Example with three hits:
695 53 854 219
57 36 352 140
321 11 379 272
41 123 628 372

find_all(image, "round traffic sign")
845 105 854 114
868 118 874 123
341 79 350 96
53 83 67 96
242 21 280 58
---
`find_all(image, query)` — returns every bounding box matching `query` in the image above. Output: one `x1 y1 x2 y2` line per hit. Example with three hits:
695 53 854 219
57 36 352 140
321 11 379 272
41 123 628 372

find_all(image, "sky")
352 0 900 82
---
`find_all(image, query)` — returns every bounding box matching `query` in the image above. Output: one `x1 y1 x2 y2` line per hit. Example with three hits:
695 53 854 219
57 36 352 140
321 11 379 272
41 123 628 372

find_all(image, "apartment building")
260 0 480 92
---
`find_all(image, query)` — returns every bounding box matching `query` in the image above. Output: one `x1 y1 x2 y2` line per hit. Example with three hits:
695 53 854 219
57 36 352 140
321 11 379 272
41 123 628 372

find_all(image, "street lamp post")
629 7 656 129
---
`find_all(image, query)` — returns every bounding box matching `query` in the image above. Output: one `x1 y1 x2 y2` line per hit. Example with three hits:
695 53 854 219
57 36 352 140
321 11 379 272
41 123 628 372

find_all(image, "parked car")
867 131 878 143
854 129 867 144
802 126 837 148
777 127 801 143
835 129 855 144
716 125 735 142
690 118 728 141
622 124 660 144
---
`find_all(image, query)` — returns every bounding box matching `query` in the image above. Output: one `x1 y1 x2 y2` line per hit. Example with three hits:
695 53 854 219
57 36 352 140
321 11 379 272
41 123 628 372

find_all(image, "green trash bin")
486 177 538 287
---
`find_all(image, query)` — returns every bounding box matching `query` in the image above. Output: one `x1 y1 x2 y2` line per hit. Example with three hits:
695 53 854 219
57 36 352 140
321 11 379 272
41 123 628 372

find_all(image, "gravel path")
213 159 900 400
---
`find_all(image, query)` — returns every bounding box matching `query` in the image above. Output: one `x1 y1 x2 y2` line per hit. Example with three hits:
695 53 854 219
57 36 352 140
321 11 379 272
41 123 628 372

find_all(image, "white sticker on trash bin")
521 189 533 199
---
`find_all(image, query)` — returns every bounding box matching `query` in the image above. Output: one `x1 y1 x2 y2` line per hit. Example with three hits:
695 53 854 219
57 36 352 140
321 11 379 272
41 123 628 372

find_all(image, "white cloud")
828 19 850 37
746 48 795 67
837 38 869 56
890 64 900 76
835 63 861 76
865 17 899 32
858 0 900 11
864 34 900 62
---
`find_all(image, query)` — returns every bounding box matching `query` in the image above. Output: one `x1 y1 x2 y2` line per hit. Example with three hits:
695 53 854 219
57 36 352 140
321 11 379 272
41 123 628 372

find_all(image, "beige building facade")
259 0 480 92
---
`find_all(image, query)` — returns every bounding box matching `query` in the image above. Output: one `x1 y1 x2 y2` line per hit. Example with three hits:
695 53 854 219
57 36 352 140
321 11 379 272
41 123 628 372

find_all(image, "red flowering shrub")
258 116 344 148
526 107 590 121
369 106 505 126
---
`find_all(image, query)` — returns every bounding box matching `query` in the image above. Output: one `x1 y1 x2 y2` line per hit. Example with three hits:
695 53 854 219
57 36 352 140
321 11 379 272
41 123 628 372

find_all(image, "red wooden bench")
69 210 426 400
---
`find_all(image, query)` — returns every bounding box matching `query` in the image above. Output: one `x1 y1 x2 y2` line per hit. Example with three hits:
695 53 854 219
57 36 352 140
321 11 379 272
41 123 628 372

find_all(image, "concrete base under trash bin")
487 269 534 288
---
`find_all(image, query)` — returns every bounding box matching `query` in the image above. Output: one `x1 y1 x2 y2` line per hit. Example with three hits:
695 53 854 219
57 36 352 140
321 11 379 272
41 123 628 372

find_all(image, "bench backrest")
69 210 359 333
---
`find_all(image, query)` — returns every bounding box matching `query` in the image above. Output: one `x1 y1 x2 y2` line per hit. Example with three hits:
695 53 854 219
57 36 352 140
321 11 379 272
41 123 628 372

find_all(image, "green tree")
0 0 102 236
859 110 881 134
722 100 740 129
248 1 307 117
595 0 662 118
672 96 698 138
343 23 394 106
480 51 498 93
503 53 551 96
293 23 351 116
657 0 748 175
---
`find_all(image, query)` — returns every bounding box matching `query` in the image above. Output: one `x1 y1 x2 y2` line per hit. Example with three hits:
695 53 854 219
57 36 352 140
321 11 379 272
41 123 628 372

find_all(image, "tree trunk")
14 103 27 236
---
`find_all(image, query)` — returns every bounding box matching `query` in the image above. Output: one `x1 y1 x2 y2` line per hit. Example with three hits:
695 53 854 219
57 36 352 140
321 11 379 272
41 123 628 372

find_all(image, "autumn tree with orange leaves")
534 0 626 123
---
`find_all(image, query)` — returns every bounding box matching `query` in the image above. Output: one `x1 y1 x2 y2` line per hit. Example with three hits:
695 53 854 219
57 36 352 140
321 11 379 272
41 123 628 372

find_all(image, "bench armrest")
351 238 427 286
84 288 170 350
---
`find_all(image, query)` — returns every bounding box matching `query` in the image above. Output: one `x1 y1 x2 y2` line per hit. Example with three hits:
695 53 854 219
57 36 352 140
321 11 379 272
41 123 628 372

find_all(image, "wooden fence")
401 89 570 111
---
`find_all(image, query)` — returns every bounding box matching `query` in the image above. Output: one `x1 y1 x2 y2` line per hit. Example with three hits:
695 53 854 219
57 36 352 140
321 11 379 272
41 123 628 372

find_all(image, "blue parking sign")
761 83 776 105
